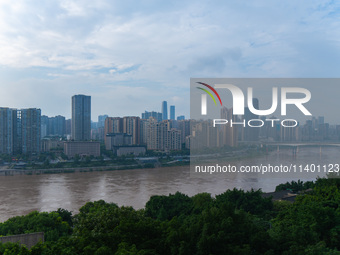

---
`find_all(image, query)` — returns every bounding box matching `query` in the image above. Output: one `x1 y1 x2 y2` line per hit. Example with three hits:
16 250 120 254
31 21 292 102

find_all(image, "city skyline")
0 99 337 158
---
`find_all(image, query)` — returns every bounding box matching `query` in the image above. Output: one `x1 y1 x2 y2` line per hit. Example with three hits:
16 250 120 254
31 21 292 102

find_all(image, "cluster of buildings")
0 108 42 155
0 97 189 159
101 101 188 155
189 98 338 150
2 94 336 159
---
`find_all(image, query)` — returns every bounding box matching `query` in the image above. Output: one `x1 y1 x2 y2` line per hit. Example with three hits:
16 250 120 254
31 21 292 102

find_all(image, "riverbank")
0 160 190 176
0 146 272 176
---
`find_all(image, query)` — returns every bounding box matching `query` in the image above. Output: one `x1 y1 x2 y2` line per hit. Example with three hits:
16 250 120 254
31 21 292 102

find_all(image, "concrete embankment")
0 164 140 176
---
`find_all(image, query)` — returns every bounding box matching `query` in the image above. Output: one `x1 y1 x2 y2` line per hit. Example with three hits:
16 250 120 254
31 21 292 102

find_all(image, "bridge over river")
240 141 340 156
240 141 340 147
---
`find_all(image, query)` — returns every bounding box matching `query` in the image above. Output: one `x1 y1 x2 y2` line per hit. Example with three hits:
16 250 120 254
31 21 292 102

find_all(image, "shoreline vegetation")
0 145 269 176
0 178 340 254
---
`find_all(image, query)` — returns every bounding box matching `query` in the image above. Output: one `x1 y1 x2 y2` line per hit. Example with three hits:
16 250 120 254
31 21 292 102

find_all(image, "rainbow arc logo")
196 82 223 115
196 82 223 106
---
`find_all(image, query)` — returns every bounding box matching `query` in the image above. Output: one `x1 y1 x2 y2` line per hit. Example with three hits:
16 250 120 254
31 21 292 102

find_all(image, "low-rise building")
115 146 146 156
64 141 100 157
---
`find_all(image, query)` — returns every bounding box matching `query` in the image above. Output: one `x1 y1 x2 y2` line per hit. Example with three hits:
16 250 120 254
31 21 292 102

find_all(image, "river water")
0 147 338 222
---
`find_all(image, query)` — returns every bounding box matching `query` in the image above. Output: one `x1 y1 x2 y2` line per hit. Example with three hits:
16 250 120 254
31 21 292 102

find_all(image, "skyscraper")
72 95 91 141
20 108 41 154
170 105 175 120
162 101 168 120
0 108 18 154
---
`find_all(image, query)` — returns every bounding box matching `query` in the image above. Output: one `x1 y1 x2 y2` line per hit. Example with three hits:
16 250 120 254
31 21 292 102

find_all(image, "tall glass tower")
162 101 168 120
170 105 175 120
72 95 91 141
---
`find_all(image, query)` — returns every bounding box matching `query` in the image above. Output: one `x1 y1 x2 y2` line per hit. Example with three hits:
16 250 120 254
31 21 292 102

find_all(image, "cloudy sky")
0 0 339 121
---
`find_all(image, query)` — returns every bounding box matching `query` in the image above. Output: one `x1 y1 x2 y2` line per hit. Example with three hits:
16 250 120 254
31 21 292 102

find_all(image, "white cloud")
0 0 339 119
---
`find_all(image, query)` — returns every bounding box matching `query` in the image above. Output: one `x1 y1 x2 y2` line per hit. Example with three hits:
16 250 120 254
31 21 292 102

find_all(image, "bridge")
240 141 340 156
241 141 340 147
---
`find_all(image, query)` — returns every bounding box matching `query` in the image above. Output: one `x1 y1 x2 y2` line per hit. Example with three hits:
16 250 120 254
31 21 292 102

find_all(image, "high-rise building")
177 115 185 120
140 119 148 145
41 115 49 138
162 101 168 120
104 117 123 135
20 108 41 154
244 98 259 141
104 116 141 147
54 115 66 136
47 115 65 136
98 115 108 128
141 111 162 122
146 119 181 151
105 133 132 150
170 105 175 120
220 107 238 147
91 121 97 129
178 119 190 144
281 121 299 141
65 119 71 136
104 117 123 149
48 117 54 135
318 116 325 125
72 95 91 141
147 118 168 150
123 116 140 145
0 108 18 154
167 128 181 150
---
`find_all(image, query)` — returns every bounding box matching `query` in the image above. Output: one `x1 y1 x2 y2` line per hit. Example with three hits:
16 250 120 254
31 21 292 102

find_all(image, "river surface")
0 147 338 222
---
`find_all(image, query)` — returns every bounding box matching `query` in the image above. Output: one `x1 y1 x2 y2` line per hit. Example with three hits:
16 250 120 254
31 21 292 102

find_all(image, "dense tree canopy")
1 178 340 254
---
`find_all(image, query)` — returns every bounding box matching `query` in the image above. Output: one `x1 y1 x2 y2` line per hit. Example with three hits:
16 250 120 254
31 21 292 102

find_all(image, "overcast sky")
0 0 339 121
